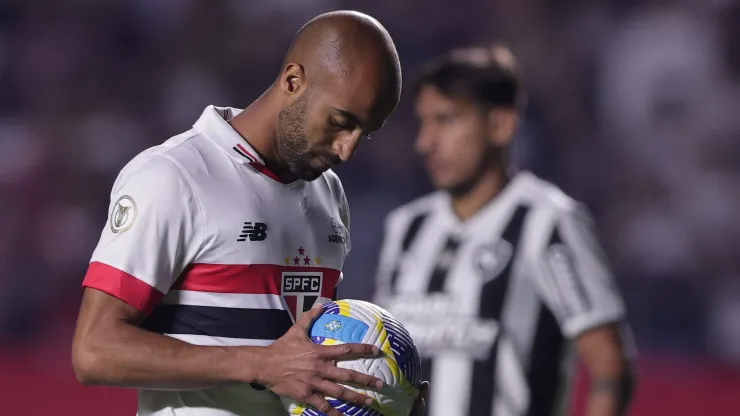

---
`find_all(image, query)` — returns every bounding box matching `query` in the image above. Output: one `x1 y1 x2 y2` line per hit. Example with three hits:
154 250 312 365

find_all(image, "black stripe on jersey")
547 227 591 317
232 146 255 162
389 213 429 293
402 214 429 251
427 237 461 293
525 306 565 416
469 204 530 416
419 235 463 391
142 305 293 340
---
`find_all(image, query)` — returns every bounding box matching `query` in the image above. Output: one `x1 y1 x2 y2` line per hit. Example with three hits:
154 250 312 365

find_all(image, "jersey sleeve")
338 185 351 255
82 154 202 314
326 171 350 291
530 205 626 338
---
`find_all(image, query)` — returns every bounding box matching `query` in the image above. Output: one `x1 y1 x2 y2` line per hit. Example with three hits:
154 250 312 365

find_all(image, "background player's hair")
414 44 525 109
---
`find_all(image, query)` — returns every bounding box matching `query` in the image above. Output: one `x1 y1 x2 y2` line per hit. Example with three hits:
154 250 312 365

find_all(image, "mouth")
425 157 444 173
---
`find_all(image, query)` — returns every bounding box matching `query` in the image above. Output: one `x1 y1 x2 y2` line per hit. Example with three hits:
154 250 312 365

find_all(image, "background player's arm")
532 205 636 416
575 322 635 416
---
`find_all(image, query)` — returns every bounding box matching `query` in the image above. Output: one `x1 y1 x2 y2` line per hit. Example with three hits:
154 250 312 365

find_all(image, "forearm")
576 322 636 416
586 365 635 416
73 321 262 390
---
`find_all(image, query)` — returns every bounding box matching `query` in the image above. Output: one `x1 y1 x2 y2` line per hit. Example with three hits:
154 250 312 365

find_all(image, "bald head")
283 10 402 106
266 11 402 182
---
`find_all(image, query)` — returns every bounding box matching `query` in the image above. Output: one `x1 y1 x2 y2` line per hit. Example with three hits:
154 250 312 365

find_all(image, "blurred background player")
71 10 427 416
374 45 635 416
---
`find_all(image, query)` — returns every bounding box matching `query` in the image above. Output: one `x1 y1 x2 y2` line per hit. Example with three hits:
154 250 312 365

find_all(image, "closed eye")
435 114 456 125
331 117 355 131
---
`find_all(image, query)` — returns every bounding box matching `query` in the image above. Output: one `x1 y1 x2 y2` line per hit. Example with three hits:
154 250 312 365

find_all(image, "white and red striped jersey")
82 106 351 416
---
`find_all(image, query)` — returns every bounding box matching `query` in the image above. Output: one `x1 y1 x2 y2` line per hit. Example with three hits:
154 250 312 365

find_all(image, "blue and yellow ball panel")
310 314 369 343
322 301 341 315
311 302 344 344
297 300 419 416
380 314 422 389
299 399 384 416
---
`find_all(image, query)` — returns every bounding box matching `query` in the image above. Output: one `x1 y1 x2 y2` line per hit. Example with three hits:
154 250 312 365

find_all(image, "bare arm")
72 288 255 390
72 289 383 416
575 323 635 416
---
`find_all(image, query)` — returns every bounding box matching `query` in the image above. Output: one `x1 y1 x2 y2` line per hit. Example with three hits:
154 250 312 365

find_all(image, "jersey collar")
193 105 284 183
439 172 527 229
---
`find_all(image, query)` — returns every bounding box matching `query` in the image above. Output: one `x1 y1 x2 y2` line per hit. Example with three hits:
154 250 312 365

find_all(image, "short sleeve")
82 154 202 314
530 205 626 338
339 189 351 255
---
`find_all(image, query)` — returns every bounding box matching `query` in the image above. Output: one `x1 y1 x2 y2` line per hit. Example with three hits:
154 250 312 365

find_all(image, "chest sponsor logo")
328 217 346 244
381 294 499 359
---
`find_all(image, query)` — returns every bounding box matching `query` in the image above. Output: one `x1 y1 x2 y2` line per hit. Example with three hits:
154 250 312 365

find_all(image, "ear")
279 63 307 96
487 108 519 147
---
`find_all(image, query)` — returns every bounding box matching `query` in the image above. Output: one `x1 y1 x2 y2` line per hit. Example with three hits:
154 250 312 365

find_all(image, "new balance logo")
237 222 268 242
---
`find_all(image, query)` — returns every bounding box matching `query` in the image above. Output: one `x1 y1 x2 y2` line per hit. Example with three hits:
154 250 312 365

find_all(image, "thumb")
295 302 325 332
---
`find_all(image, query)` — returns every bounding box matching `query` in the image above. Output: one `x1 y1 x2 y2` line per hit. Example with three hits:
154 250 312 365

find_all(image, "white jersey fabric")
374 172 626 416
83 106 351 416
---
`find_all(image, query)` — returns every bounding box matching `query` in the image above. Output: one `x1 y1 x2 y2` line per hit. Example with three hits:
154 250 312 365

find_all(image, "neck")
228 88 295 181
450 167 509 221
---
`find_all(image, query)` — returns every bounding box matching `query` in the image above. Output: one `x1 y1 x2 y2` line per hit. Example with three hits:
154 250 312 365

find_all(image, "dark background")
1 1 739 414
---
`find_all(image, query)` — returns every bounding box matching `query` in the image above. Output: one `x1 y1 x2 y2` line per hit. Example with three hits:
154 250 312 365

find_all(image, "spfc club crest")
281 271 323 322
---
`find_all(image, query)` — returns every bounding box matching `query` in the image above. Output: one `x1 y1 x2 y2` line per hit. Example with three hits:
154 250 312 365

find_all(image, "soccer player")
374 45 635 416
72 11 426 416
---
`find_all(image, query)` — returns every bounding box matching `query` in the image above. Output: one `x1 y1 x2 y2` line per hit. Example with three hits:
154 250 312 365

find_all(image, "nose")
415 122 435 155
332 131 363 162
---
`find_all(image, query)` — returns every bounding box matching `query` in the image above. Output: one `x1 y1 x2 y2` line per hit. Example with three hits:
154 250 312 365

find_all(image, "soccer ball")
282 299 422 416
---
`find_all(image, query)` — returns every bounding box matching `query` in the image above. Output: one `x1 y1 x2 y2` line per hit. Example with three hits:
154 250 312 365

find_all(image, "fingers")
319 342 381 360
410 381 429 416
303 394 343 416
313 379 375 407
319 363 384 390
295 303 324 331
418 380 429 400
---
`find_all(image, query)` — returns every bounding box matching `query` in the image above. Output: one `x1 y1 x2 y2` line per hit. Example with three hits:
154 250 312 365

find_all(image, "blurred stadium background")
1 0 740 414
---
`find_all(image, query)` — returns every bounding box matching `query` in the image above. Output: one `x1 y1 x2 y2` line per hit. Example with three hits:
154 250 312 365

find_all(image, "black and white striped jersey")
374 172 626 416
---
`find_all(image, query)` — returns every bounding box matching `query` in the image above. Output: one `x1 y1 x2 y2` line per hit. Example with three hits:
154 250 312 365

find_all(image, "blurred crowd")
1 0 739 366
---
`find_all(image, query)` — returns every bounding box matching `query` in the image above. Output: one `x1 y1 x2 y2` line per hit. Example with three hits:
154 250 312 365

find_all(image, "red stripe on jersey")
171 263 340 299
234 143 287 183
249 162 284 183
283 296 298 317
82 262 164 315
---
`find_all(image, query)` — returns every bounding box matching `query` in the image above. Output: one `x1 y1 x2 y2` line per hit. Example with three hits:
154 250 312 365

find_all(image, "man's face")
414 85 494 193
277 76 395 182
